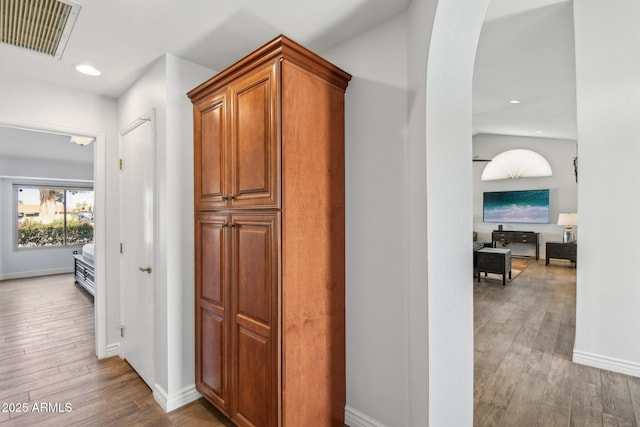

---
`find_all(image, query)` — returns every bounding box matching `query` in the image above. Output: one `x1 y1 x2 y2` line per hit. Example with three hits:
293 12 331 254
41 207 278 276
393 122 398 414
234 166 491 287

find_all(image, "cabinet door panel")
236 224 270 323
235 326 270 427
201 305 226 404
201 222 225 304
229 63 280 208
195 214 230 413
195 91 228 210
230 213 279 427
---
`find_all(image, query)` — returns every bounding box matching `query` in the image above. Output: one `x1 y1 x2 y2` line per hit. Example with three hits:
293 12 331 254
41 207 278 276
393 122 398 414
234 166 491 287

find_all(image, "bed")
74 242 95 297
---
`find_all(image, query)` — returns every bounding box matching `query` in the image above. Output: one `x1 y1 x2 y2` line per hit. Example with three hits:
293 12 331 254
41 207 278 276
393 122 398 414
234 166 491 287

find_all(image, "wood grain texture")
194 89 229 211
601 370 636 422
474 260 640 427
195 213 231 413
231 213 279 427
498 373 547 426
0 274 230 427
190 35 350 427
187 35 350 104
228 63 280 209
571 380 603 426
280 59 346 427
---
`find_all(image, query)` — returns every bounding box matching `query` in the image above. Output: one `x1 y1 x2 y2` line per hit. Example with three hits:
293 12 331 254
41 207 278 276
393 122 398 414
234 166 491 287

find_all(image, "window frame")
13 182 95 251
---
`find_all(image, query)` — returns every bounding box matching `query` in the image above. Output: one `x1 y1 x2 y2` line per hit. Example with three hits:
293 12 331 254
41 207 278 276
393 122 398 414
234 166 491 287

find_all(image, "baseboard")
0 267 74 281
573 349 640 378
104 342 120 358
153 383 202 412
344 406 388 427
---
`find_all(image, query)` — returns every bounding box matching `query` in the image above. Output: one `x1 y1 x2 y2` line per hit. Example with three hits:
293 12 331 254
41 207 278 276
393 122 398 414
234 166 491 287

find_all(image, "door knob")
139 266 152 274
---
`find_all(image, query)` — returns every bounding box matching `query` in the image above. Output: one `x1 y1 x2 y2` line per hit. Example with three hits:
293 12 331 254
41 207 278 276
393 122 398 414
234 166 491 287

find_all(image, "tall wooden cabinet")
188 35 351 427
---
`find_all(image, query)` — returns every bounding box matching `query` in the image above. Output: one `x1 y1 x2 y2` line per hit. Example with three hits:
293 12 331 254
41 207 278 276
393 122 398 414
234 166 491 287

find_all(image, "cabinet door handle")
228 194 235 200
139 266 152 274
221 195 228 201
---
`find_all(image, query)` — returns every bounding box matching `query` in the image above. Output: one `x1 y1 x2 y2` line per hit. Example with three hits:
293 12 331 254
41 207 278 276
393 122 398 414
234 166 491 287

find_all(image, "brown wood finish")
0 274 232 427
229 63 280 209
194 89 229 211
280 59 346 426
231 213 280 427
196 213 231 413
189 35 350 427
195 62 280 211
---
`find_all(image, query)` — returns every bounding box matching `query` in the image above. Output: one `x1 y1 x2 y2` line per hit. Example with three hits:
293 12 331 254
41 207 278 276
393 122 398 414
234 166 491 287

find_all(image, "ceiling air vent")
0 0 81 59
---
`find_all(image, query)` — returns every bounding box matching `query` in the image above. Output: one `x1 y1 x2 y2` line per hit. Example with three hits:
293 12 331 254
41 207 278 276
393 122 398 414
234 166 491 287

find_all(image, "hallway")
0 274 229 426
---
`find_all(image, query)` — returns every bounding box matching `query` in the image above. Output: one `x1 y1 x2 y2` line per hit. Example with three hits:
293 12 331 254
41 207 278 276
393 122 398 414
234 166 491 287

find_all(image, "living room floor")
474 258 640 426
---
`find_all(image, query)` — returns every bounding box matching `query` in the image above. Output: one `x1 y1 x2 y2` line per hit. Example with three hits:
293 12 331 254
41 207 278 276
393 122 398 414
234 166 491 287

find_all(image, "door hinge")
119 243 123 253
119 158 123 170
118 325 125 337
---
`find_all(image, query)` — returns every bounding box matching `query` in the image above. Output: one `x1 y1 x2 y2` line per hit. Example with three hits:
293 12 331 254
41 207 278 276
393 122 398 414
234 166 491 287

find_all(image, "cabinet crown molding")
187 34 352 103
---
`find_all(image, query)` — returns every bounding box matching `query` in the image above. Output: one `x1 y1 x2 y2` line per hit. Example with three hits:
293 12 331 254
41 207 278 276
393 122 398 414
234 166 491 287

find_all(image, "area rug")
512 262 528 271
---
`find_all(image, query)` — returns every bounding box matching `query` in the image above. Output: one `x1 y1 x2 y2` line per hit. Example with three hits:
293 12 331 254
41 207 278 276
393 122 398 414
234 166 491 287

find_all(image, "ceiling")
0 0 576 142
0 0 410 98
473 0 577 140
0 126 93 164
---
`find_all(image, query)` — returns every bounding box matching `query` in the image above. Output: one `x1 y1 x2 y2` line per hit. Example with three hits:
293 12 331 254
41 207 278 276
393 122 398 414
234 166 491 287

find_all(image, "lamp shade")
481 149 552 181
557 213 578 226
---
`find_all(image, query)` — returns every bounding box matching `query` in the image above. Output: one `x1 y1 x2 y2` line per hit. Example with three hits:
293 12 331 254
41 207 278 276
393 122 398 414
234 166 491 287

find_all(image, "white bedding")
82 242 95 264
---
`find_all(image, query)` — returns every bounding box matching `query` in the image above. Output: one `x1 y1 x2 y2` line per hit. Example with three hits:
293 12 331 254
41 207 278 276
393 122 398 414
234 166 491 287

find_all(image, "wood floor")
0 274 231 426
3 265 640 426
474 258 640 427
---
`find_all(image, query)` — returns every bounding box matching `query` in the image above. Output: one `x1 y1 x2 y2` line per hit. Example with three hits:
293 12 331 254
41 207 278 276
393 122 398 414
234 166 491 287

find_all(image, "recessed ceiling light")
509 99 521 104
535 131 544 134
75 64 101 76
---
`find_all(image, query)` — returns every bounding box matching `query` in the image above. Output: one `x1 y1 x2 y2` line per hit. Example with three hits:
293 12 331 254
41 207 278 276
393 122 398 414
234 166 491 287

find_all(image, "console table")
492 230 539 260
546 241 577 266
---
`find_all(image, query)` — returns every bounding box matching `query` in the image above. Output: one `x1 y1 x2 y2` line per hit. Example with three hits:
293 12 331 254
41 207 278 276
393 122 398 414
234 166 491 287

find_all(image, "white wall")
165 55 215 399
473 134 578 257
423 1 488 425
406 0 437 423
117 54 214 409
322 13 410 426
322 0 488 425
573 1 640 376
0 73 119 349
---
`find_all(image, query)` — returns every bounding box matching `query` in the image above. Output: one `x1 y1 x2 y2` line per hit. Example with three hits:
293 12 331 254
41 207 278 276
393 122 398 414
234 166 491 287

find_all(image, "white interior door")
119 112 155 388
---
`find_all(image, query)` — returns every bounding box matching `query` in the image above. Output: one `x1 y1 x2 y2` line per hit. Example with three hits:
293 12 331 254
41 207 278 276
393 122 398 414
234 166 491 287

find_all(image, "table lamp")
558 213 578 243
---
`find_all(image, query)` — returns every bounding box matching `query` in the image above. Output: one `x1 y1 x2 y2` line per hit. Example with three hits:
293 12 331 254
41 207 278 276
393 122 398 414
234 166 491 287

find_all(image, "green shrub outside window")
16 185 94 248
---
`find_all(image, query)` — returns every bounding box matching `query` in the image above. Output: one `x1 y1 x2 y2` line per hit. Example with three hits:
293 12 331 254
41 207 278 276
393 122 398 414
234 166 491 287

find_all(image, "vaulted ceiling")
473 0 576 140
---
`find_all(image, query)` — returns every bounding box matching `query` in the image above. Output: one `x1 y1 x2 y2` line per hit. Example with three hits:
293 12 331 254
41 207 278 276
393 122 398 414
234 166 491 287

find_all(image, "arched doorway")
406 1 490 425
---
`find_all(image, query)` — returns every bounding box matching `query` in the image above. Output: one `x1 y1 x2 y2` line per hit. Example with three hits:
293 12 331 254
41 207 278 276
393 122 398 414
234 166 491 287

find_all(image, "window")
16 185 94 248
